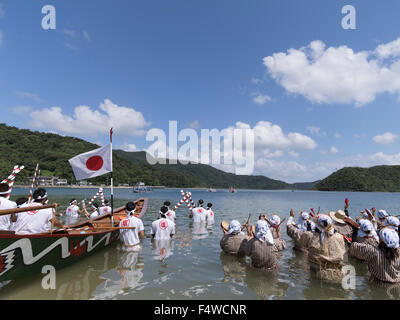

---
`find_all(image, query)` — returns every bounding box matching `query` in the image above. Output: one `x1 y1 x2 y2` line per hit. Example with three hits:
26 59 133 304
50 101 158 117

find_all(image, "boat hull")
0 230 120 281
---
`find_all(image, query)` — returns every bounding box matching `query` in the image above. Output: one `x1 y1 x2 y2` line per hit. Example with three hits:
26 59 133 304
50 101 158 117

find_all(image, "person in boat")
10 188 65 234
298 214 346 281
66 199 84 218
0 183 17 230
151 206 175 240
354 219 379 248
268 215 286 251
220 220 249 255
190 199 207 223
158 201 176 223
237 220 278 271
329 210 356 242
119 201 145 251
349 227 400 283
205 202 215 225
99 200 112 215
84 203 99 219
286 209 312 253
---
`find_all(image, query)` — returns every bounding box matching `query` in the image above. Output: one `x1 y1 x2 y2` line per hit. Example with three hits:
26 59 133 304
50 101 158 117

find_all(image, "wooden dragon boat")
0 198 148 282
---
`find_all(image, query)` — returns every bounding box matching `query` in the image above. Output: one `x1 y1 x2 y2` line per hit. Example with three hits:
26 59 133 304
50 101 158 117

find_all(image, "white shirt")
0 197 17 230
99 206 112 215
158 209 176 223
191 207 207 223
151 218 175 240
119 216 144 246
11 202 53 234
206 208 215 225
90 210 99 219
66 205 80 217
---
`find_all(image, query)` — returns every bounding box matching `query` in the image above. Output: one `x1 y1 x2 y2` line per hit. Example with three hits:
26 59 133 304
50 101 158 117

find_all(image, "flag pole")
110 128 114 226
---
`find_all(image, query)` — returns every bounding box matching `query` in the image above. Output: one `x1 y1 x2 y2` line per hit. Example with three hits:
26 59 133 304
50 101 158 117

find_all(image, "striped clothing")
220 233 248 255
299 231 346 281
356 236 379 248
349 242 400 283
270 226 286 251
286 223 308 253
238 237 278 270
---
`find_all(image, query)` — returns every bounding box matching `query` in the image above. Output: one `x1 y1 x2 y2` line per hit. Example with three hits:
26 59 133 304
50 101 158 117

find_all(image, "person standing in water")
119 202 145 251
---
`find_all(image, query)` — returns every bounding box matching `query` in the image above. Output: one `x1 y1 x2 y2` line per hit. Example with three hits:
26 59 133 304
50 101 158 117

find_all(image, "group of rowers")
117 199 215 250
0 182 215 250
220 204 400 284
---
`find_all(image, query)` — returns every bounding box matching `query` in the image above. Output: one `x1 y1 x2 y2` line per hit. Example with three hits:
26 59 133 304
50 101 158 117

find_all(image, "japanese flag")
68 144 112 181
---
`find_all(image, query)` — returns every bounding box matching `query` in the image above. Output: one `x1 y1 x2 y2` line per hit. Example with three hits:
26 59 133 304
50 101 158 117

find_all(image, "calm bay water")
1 187 400 300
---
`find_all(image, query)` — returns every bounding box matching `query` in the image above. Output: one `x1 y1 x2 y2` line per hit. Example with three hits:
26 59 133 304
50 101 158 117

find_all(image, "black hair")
33 188 47 202
15 197 28 206
105 200 109 205
125 201 136 213
160 206 169 214
0 183 9 194
92 203 99 208
163 201 171 207
198 199 204 207
207 203 212 208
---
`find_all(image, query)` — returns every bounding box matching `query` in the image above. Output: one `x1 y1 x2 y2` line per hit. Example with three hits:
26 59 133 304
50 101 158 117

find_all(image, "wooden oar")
0 203 59 216
91 226 136 230
241 213 251 230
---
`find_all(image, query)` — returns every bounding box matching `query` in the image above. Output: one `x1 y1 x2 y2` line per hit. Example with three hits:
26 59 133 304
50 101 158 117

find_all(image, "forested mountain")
0 124 310 189
314 166 400 192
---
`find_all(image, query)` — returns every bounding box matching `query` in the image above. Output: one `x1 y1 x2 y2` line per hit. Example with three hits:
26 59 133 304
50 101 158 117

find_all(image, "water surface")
1 187 400 300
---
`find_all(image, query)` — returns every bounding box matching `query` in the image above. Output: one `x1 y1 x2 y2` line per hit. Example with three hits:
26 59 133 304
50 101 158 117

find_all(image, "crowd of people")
220 204 400 284
118 199 215 251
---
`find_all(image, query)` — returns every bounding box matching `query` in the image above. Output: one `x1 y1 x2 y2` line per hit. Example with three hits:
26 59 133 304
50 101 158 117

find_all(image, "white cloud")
263 38 400 106
306 126 326 137
320 146 339 155
252 94 272 105
15 91 42 102
373 132 398 144
251 78 262 84
63 42 78 51
29 99 150 137
63 29 76 37
334 132 341 138
187 120 200 130
12 106 32 115
83 31 91 43
330 146 339 154
118 144 137 152
289 151 299 158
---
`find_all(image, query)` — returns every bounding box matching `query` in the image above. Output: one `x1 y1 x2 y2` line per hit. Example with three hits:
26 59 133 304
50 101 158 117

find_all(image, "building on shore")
26 176 68 186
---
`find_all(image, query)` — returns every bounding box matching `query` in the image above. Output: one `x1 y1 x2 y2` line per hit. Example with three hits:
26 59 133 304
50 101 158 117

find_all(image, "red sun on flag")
86 156 104 171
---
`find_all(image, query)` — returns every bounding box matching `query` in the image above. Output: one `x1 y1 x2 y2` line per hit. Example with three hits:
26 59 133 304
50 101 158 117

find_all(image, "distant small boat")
228 186 236 193
207 187 216 192
133 182 152 193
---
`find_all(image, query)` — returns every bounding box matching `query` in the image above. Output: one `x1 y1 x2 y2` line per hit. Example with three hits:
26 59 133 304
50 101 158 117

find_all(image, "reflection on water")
151 239 174 261
3 187 400 299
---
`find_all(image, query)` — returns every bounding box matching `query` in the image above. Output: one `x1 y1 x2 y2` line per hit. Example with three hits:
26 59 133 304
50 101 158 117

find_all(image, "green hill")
314 166 400 192
115 150 292 189
0 123 308 190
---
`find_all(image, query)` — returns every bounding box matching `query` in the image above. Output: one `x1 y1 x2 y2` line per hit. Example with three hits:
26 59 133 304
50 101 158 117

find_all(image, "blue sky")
2 0 400 182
